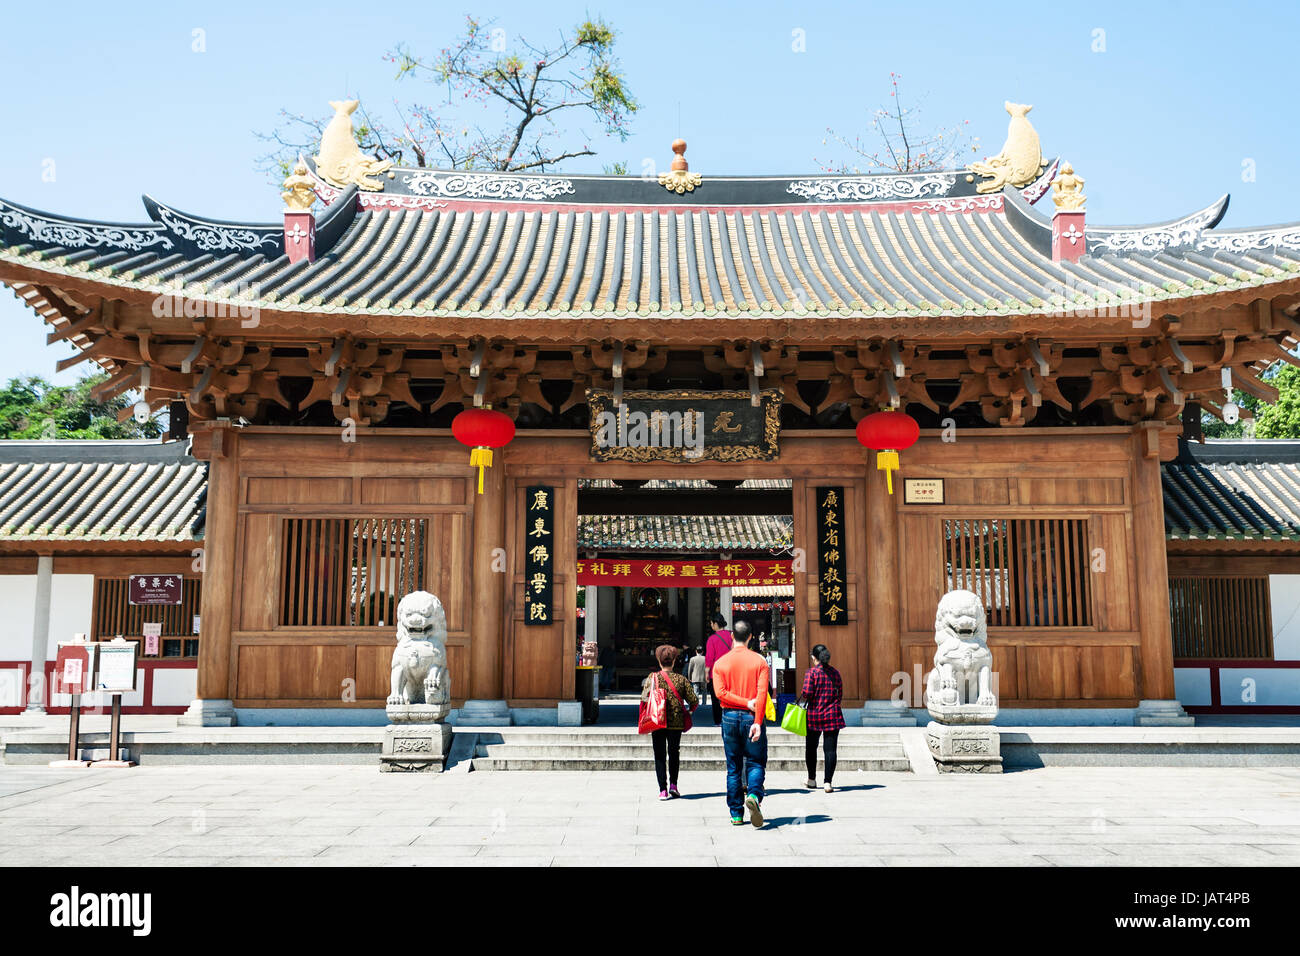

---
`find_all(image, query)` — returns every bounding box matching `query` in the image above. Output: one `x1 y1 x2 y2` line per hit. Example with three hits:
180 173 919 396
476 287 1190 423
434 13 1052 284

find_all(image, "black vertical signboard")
816 486 848 625
523 485 554 626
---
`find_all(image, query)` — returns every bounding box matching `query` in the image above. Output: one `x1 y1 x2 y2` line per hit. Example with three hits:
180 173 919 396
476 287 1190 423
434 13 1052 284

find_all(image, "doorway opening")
574 477 797 725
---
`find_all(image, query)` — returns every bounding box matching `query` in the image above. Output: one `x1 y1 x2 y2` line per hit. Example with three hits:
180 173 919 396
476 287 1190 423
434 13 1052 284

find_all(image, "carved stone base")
386 703 451 724
926 721 1002 773
380 723 453 773
925 700 999 725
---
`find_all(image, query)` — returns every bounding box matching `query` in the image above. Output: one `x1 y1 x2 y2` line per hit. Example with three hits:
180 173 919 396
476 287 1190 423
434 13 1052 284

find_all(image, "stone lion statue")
925 589 996 712
387 591 450 715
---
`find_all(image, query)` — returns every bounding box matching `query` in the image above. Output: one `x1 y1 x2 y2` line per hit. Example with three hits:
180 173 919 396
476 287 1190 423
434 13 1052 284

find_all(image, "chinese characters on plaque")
128 574 183 605
523 485 554 626
816 486 848 625
575 558 792 589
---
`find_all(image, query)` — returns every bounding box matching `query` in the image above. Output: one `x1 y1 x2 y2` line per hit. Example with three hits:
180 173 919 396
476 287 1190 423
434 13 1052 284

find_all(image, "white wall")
1218 667 1300 707
0 575 37 660
152 667 197 706
1173 667 1212 707
45 574 94 658
1269 575 1300 660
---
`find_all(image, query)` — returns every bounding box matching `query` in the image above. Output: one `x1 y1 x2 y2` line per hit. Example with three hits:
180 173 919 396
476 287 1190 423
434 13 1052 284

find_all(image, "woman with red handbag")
639 644 699 799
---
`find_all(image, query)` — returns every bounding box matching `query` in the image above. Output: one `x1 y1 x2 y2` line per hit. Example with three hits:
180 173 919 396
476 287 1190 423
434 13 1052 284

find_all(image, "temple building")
2 100 1299 726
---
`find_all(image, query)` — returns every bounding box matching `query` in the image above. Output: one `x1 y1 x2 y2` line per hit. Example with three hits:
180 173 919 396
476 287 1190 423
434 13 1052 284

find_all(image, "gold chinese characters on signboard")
587 388 781 462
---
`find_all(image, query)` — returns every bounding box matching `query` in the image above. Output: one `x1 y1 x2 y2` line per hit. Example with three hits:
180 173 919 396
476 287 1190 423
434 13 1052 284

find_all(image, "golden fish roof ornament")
969 102 1044 195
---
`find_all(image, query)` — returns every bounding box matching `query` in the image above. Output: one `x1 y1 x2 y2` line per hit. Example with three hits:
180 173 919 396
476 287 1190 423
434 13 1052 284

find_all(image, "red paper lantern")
856 409 919 495
452 406 515 494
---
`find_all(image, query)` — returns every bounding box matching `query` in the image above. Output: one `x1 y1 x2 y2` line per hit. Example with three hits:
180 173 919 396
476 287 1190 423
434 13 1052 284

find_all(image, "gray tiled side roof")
0 441 204 542
1163 441 1300 541
577 514 793 553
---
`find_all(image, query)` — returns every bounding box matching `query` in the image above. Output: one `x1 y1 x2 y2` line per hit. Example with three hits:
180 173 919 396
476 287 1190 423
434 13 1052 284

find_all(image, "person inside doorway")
712 620 769 827
688 645 707 705
703 611 733 725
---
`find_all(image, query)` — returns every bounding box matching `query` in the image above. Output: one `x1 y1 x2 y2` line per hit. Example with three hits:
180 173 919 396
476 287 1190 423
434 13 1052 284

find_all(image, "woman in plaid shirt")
800 644 846 792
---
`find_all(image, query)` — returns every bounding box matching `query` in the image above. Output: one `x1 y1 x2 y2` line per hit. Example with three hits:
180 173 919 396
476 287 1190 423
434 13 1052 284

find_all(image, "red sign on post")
55 643 94 695
129 574 183 605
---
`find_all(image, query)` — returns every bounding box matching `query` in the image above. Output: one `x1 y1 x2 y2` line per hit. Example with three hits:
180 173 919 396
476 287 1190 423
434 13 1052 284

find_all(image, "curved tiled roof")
1163 441 1300 542
3 159 1298 327
0 440 205 542
577 513 793 552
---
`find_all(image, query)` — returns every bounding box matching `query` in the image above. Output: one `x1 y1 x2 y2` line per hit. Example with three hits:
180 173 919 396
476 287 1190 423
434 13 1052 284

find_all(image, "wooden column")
1132 424 1176 699
864 455 901 701
197 423 238 701
469 451 507 699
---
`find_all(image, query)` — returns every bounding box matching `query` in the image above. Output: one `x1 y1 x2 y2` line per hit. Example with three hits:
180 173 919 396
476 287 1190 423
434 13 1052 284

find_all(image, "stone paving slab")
1 764 1299 866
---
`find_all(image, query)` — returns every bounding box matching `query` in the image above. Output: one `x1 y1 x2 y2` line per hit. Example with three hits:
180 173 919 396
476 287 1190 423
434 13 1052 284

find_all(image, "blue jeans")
721 709 767 816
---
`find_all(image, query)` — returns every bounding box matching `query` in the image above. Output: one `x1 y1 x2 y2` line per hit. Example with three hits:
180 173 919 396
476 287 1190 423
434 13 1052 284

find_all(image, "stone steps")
469 728 911 772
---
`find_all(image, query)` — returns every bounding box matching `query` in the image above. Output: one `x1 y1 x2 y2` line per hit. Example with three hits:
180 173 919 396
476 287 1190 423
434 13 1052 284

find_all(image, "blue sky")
3 0 1298 384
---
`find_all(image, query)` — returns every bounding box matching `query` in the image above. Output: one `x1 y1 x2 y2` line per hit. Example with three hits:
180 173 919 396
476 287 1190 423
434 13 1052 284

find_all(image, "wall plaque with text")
815 486 849 626
903 478 944 504
522 485 554 626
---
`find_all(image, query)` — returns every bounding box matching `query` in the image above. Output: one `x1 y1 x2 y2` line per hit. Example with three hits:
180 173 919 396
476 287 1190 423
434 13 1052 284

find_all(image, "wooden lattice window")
942 518 1093 627
280 517 428 627
1169 576 1273 659
93 577 201 658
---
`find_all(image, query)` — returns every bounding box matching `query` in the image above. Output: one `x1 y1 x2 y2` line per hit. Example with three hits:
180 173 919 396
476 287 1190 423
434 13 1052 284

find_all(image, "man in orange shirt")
710 620 770 827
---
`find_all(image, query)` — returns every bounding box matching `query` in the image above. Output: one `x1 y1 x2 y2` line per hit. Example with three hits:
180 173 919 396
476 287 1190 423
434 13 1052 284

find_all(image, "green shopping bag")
780 701 807 736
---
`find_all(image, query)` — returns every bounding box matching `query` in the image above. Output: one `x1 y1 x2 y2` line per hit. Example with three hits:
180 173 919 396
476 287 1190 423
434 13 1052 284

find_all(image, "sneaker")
730 816 744 826
669 786 681 798
804 779 816 789
745 794 764 828
658 790 670 801
824 783 834 793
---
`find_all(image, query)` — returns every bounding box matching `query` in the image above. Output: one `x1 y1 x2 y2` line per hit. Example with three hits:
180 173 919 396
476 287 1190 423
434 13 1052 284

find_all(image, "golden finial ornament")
281 159 318 212
1051 161 1086 211
969 101 1044 194
658 139 703 194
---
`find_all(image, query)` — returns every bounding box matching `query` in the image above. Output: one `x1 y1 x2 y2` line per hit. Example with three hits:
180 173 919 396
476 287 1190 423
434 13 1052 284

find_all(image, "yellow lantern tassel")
876 450 900 495
469 446 493 495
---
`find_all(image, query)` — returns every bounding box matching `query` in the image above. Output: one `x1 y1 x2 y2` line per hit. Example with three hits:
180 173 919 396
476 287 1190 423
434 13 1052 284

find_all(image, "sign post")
50 635 93 768
92 638 138 768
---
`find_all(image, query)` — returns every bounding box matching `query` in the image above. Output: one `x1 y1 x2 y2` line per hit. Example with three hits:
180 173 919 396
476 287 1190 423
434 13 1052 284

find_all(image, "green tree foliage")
0 374 162 440
1253 365 1300 438
257 14 637 179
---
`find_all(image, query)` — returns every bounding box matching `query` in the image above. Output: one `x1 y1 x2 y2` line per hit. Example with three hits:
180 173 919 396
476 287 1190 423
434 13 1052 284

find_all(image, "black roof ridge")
0 439 196 464
1182 439 1300 464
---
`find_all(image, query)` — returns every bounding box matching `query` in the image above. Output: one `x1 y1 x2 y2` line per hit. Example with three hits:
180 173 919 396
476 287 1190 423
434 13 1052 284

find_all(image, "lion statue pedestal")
380 591 454 773
924 589 1002 773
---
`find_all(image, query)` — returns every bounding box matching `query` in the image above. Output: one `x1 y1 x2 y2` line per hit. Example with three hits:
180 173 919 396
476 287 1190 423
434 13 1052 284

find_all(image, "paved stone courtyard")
2 764 1299 866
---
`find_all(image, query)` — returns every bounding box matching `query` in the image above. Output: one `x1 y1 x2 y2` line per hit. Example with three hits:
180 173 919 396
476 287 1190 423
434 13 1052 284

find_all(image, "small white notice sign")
142 622 162 656
62 658 83 686
96 641 138 693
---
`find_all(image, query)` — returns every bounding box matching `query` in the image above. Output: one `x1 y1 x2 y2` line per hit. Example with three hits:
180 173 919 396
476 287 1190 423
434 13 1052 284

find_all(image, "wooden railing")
279 517 428 627
1169 575 1273 659
93 576 202 658
942 517 1093 628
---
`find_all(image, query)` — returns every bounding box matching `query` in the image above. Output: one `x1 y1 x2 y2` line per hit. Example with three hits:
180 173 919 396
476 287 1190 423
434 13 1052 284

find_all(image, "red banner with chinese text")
576 558 792 589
